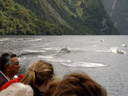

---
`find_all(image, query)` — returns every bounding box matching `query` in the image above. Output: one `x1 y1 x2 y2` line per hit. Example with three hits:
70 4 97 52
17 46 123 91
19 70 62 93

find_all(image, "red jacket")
0 74 24 91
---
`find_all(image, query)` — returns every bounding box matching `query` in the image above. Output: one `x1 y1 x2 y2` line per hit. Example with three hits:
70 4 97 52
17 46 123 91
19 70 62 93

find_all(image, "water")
0 35 128 96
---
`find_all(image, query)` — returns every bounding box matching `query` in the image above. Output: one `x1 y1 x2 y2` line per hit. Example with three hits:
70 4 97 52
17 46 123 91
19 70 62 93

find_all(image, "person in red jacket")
0 53 21 88
0 74 24 91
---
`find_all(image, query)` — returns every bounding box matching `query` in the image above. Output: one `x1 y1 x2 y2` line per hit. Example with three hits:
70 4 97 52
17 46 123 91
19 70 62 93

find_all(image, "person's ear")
5 64 10 71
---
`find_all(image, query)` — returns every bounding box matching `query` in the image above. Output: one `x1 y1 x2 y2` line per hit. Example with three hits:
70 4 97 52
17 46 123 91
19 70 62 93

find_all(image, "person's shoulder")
0 83 33 96
0 74 24 91
0 73 8 88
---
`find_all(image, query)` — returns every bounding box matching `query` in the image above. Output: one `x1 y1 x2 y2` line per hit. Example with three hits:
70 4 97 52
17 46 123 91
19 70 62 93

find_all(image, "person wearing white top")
0 83 33 96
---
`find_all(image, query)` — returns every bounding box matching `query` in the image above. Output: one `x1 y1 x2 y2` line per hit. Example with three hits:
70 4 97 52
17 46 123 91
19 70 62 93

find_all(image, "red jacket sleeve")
0 74 24 91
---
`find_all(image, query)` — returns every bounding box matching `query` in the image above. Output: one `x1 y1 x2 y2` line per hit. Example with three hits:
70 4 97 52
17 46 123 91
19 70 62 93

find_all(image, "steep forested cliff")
103 0 128 34
0 0 119 35
0 0 62 35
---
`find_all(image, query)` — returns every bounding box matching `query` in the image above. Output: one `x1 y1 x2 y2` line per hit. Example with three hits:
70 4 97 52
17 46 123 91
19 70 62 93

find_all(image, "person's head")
21 60 54 92
53 72 107 96
0 53 21 78
0 83 33 96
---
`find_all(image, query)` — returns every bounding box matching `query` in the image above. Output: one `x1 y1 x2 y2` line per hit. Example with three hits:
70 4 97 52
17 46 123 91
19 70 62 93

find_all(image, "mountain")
103 0 128 34
0 0 63 35
0 0 119 35
14 0 119 35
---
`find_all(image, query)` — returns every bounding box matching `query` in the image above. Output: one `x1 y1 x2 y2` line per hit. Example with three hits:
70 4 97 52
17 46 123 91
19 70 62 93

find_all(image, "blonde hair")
53 72 107 96
0 83 33 96
21 60 54 88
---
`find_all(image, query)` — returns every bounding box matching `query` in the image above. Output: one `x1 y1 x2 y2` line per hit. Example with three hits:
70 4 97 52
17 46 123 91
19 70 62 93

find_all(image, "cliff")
103 0 128 34
0 0 119 35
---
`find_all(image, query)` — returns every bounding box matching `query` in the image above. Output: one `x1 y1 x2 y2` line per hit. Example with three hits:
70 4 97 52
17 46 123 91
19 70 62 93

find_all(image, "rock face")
103 0 128 34
14 0 119 35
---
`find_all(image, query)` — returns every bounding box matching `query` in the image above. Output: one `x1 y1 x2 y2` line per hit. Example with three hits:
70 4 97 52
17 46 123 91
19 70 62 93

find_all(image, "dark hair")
0 53 17 72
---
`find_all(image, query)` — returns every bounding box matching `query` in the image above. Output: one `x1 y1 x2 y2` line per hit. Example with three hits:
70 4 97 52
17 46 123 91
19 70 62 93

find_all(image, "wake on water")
62 62 106 68
110 47 127 54
96 47 127 55
19 45 127 68
0 37 126 68
38 55 105 68
36 47 106 68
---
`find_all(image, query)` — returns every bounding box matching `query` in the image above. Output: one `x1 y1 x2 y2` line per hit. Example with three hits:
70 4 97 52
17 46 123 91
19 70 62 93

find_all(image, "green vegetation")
0 0 63 35
46 0 119 34
0 0 119 35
